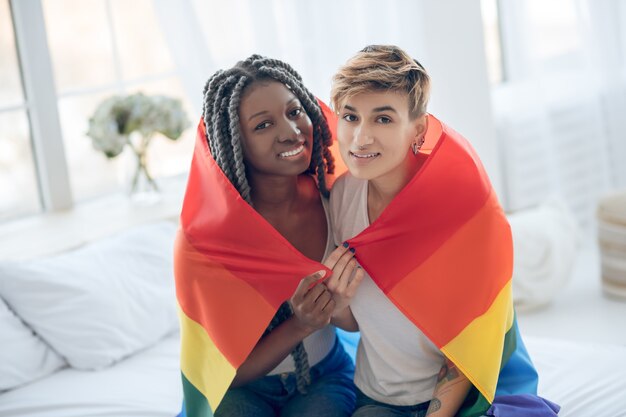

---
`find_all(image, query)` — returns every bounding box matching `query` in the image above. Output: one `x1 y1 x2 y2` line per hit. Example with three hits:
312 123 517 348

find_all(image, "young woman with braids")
202 55 363 417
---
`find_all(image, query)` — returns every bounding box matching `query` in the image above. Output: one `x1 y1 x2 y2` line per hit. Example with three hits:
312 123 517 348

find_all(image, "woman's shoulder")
330 172 365 199
329 172 367 220
299 174 333 216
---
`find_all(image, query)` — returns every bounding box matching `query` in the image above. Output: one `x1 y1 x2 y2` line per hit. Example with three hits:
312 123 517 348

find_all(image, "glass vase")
127 136 161 205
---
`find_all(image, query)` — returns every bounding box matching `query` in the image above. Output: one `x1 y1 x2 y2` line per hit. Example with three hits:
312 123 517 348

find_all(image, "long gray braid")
201 55 335 394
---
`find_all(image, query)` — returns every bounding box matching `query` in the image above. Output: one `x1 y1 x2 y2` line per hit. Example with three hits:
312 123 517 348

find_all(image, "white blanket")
0 332 182 417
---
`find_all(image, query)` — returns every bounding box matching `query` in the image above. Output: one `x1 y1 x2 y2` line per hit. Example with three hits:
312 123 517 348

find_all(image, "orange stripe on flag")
175 229 276 368
387 189 512 347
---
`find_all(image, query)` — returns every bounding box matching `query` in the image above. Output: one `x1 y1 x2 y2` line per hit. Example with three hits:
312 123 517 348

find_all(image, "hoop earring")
412 135 425 155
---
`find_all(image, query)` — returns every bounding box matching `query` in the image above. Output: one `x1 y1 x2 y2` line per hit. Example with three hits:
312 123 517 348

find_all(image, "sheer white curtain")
586 0 626 190
151 0 506 195
493 0 626 227
151 0 425 111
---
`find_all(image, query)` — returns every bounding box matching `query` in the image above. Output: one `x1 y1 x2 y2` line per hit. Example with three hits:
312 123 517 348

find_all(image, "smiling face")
238 80 313 178
337 90 425 182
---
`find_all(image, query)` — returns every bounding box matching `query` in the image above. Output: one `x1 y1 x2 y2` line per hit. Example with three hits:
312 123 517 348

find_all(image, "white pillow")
508 198 580 310
0 296 65 391
0 221 179 370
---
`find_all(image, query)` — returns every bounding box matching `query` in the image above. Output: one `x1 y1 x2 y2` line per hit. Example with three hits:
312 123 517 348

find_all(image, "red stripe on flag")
349 121 495 293
180 121 329 308
175 229 277 368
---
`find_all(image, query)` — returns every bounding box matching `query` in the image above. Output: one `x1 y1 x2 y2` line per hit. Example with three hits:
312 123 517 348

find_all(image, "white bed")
526 336 626 417
1 197 625 417
1 332 624 417
0 333 182 417
0 218 185 417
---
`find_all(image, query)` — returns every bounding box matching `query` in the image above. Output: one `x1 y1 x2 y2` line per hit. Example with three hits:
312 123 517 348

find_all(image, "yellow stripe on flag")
441 281 515 403
178 304 236 412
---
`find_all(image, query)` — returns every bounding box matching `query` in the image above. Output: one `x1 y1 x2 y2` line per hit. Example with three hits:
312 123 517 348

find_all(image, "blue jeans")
352 387 431 417
215 335 356 417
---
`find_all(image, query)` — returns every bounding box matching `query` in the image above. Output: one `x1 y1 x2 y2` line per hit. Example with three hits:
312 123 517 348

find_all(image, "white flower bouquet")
86 92 190 195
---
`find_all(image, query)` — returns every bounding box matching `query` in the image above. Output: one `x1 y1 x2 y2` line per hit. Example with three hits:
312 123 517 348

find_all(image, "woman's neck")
249 173 301 214
368 153 425 222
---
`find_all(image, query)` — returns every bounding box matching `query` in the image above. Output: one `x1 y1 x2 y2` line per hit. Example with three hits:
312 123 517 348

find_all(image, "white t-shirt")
268 195 336 375
330 173 444 405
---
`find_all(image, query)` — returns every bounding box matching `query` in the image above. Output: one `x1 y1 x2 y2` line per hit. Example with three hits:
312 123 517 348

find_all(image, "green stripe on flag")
182 372 213 417
457 317 518 417
500 313 518 371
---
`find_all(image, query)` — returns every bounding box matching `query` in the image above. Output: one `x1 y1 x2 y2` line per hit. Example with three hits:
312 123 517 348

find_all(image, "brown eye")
289 107 303 118
255 121 272 130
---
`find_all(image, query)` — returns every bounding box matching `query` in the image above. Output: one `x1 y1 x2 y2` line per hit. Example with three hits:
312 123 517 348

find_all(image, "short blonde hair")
330 45 430 119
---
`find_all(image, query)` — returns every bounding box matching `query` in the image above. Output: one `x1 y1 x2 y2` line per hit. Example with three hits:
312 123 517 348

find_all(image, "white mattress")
1 333 625 417
525 336 626 417
0 332 182 417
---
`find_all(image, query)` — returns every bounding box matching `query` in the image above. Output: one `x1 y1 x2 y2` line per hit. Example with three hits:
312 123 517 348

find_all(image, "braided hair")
201 55 335 394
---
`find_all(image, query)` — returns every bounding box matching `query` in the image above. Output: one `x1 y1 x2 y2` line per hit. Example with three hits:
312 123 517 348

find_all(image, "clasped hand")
289 244 364 334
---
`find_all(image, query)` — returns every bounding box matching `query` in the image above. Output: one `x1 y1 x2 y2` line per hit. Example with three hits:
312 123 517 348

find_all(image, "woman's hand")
323 245 365 314
233 270 333 387
289 271 335 336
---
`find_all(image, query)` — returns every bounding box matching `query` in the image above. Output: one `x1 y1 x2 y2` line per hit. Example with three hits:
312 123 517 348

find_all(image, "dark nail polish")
350 247 356 253
342 242 349 248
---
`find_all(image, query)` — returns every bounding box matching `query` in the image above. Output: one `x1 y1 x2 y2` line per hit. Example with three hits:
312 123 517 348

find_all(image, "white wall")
418 0 503 197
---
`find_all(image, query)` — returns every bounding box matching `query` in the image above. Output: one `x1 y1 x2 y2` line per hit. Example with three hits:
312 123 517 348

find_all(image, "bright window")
526 0 582 69
0 0 40 221
481 0 505 85
42 0 195 202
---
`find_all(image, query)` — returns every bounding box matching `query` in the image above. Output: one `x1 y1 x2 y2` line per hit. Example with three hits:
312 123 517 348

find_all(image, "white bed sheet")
526 336 626 417
2 333 625 417
0 332 182 417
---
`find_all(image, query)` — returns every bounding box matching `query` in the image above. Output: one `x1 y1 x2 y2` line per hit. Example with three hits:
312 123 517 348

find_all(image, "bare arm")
425 358 473 416
233 245 363 386
231 315 314 387
231 271 334 387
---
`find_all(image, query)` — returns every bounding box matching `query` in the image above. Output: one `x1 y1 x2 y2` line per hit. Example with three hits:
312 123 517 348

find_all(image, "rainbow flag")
341 115 547 416
174 102 342 416
174 105 552 416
